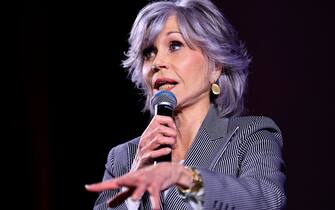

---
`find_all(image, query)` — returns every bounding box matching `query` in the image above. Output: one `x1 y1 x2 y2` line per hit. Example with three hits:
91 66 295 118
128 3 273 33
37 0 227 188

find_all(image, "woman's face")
142 15 221 110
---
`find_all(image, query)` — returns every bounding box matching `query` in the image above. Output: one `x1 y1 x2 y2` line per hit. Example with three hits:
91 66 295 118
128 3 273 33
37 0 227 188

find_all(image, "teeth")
158 84 175 90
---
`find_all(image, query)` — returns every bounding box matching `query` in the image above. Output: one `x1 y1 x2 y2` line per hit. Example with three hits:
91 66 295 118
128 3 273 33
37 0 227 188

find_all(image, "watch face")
177 167 204 200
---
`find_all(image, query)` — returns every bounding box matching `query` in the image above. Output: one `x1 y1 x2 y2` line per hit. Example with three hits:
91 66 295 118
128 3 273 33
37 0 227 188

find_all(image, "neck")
172 99 211 161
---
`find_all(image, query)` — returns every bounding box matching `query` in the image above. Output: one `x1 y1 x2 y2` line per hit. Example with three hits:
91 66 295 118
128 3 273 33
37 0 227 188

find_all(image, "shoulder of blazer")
227 116 283 145
106 137 140 176
226 116 284 169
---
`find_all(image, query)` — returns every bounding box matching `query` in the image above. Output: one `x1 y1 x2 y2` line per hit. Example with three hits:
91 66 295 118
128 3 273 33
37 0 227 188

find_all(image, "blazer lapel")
127 142 138 172
183 105 230 168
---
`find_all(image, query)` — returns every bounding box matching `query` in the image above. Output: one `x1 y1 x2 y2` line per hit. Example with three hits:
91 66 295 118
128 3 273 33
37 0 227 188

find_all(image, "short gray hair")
123 0 251 117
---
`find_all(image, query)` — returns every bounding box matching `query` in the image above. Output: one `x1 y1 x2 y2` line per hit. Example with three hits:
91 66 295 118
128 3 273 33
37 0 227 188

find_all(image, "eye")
169 41 183 52
143 47 157 61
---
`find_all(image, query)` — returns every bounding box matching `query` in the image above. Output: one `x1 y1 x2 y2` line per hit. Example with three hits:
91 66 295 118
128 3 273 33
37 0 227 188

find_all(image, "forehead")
161 15 180 32
153 15 182 43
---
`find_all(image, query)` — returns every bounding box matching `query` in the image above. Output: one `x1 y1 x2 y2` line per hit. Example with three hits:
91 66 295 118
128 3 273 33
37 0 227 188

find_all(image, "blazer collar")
201 104 228 141
183 104 230 168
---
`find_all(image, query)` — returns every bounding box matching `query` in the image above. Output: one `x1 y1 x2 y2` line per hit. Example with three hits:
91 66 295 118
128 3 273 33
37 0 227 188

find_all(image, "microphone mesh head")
150 90 177 111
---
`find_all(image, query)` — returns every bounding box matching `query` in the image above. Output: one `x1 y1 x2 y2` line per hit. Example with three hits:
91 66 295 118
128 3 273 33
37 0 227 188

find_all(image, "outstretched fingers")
85 174 137 192
85 180 119 192
86 163 178 210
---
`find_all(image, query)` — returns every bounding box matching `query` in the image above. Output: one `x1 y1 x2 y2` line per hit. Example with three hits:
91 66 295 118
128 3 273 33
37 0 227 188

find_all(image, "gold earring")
211 83 221 95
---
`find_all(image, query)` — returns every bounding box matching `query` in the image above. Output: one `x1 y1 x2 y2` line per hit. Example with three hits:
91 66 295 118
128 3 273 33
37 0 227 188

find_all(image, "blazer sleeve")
93 145 129 210
199 117 286 210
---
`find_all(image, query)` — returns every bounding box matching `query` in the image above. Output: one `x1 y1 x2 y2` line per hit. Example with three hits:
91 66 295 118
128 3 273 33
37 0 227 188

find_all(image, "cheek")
142 64 150 79
192 60 210 83
196 72 211 89
195 70 211 90
142 66 153 89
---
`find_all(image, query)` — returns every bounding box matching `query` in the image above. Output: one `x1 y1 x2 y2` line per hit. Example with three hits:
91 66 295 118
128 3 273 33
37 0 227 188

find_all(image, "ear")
210 64 223 82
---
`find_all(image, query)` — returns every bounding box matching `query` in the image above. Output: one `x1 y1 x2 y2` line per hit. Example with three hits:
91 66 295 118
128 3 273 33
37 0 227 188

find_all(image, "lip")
153 78 178 90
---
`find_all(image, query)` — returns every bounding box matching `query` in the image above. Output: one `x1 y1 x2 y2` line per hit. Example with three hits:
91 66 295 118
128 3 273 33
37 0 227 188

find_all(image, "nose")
151 51 168 72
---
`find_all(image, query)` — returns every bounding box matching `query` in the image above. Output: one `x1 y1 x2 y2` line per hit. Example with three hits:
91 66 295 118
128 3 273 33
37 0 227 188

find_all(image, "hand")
85 162 193 210
131 115 177 172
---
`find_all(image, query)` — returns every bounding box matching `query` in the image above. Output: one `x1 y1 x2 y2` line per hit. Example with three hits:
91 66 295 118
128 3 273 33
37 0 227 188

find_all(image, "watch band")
177 166 204 199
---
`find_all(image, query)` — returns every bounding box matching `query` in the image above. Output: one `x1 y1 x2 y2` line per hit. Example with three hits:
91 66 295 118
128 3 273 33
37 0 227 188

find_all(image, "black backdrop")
9 0 334 209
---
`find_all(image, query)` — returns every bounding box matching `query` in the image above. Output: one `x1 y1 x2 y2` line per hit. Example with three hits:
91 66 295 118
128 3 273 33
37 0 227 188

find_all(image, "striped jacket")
93 105 286 210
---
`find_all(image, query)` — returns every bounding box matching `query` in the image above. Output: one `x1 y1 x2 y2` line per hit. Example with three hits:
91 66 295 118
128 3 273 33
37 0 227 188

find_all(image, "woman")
86 0 286 209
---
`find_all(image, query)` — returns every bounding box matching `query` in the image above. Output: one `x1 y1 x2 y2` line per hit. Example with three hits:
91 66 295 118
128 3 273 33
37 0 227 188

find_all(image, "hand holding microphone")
151 90 177 163
130 90 177 172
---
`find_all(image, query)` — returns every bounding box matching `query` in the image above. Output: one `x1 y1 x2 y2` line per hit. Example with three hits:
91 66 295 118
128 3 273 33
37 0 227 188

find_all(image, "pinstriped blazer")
93 105 286 210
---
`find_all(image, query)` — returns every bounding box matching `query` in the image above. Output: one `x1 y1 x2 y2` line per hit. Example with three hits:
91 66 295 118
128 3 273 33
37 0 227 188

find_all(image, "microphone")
150 90 177 162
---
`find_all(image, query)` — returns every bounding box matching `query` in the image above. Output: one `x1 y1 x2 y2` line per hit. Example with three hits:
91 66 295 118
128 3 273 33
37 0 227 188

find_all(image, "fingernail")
85 184 97 189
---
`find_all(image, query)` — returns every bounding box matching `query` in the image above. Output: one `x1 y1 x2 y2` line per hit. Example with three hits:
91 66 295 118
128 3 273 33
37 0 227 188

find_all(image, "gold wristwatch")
177 166 203 199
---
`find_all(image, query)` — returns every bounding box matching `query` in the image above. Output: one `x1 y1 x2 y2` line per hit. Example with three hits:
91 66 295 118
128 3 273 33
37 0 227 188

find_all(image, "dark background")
9 0 334 209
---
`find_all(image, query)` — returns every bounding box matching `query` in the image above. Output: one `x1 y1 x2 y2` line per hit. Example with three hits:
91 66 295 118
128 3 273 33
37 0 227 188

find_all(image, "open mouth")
154 78 178 91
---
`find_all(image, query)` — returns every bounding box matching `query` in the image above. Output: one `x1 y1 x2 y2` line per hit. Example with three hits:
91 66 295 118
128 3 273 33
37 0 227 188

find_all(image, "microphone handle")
154 104 173 163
